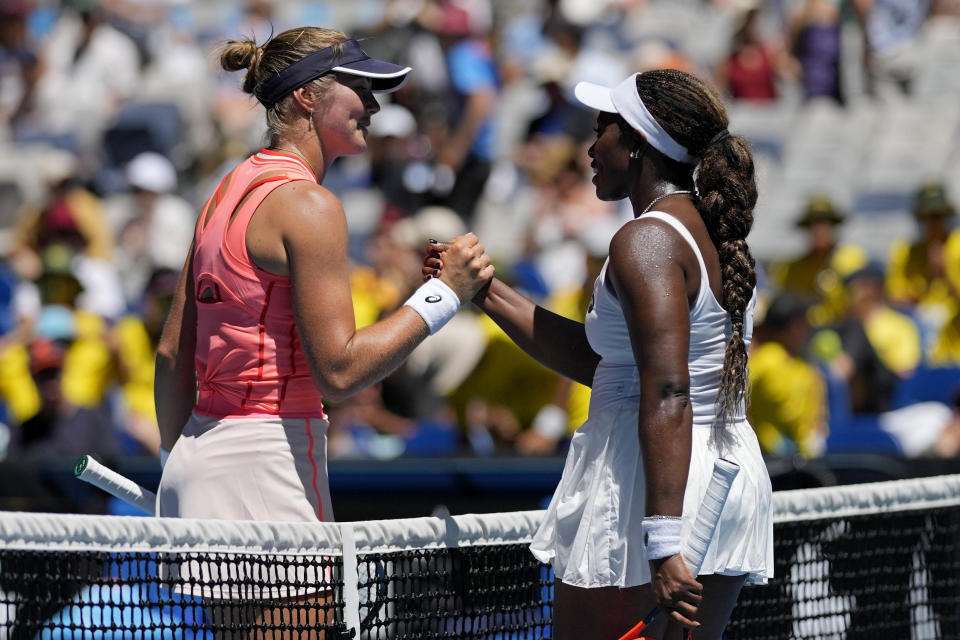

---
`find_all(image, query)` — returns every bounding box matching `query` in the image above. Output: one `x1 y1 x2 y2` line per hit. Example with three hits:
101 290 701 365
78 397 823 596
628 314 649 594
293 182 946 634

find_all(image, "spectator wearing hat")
104 151 195 304
886 182 960 326
748 292 828 458
768 194 868 326
11 150 113 268
10 150 124 321
0 243 118 424
6 337 119 462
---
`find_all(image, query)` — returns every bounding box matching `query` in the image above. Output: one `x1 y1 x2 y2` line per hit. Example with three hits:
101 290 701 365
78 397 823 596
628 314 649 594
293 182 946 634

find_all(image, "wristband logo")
425 295 442 303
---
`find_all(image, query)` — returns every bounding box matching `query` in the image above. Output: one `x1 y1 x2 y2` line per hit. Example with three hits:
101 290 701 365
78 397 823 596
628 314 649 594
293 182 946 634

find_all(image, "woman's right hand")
422 233 494 303
650 555 703 629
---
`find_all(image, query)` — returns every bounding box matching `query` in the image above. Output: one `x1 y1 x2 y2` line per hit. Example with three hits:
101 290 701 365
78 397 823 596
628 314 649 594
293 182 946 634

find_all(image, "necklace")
640 190 695 216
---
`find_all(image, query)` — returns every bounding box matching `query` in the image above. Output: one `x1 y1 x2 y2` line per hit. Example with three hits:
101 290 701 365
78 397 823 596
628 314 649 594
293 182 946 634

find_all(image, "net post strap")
340 523 361 636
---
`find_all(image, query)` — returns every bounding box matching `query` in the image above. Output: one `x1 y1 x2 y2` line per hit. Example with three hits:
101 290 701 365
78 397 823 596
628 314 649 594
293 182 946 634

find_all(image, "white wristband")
642 516 682 560
404 278 460 334
159 447 170 469
532 404 569 440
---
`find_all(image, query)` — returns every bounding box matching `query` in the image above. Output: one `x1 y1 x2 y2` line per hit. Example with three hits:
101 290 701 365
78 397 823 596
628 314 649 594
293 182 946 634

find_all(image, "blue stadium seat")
826 414 903 456
822 367 903 455
892 365 960 409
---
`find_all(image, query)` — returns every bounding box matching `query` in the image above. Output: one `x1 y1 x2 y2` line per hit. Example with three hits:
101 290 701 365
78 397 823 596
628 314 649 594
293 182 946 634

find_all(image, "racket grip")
74 455 157 515
681 458 739 576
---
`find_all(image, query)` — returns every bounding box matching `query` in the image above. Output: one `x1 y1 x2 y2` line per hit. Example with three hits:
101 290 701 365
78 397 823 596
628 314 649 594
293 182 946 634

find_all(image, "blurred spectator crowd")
1 0 960 477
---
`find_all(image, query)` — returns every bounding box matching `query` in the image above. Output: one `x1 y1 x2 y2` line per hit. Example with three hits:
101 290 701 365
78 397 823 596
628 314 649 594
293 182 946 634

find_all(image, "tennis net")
0 474 958 639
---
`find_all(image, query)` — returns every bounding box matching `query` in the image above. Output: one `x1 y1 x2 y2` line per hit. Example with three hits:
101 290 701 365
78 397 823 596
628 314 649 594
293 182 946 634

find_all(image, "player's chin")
593 179 625 202
593 183 616 202
344 137 368 155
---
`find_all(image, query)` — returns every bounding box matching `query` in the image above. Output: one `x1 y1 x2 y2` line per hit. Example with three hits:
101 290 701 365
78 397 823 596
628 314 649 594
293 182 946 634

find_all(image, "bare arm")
608 220 694 519
276 184 491 402
155 240 197 450
607 218 701 626
472 278 600 387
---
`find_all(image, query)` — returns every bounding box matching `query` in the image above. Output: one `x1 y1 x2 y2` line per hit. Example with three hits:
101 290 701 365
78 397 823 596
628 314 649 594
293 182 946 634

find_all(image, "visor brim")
333 59 412 93
574 81 617 112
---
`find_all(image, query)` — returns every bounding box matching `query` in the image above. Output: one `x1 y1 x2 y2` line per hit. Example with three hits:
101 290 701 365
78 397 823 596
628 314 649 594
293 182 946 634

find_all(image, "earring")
629 148 641 159
308 110 314 131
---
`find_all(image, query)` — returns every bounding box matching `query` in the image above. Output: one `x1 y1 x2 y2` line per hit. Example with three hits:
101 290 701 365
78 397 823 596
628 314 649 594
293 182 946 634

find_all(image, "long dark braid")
635 69 758 436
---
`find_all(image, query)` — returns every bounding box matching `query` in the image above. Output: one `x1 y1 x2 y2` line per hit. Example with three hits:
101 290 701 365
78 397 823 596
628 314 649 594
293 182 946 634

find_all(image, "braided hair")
635 69 758 435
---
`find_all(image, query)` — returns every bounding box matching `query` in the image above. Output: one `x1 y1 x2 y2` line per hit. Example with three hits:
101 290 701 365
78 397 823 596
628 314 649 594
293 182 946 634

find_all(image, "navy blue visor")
256 39 412 108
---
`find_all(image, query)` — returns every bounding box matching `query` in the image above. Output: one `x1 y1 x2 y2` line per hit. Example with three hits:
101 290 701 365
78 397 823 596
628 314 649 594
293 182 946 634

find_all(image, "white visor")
575 73 697 165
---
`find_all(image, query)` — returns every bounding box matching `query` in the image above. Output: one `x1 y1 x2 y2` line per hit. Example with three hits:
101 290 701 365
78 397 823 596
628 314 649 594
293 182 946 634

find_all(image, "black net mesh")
729 504 960 640
1 488 959 639
357 544 552 639
0 550 344 639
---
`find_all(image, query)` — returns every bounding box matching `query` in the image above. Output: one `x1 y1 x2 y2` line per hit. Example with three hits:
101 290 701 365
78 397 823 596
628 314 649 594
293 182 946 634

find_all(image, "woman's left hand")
650 555 703 629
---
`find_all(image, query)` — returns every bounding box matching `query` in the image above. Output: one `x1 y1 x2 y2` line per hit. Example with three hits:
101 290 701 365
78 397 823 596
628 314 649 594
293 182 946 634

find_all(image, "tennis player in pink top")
154 27 492 625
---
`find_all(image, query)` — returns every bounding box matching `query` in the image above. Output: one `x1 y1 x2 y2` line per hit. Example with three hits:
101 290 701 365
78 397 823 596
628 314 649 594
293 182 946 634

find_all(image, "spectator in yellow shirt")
817 263 921 415
748 292 828 458
886 182 960 323
0 245 116 424
847 263 922 377
928 309 960 366
768 194 868 326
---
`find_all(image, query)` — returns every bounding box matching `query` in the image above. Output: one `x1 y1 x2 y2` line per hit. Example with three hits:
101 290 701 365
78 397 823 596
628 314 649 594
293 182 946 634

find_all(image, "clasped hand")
421 233 493 304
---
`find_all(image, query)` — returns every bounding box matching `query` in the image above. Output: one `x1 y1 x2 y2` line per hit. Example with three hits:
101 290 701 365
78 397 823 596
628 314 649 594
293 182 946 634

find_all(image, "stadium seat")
822 367 903 455
892 365 960 409
102 102 183 168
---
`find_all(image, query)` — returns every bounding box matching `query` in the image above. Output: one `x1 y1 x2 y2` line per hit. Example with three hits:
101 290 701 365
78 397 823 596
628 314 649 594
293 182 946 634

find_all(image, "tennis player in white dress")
431 69 773 639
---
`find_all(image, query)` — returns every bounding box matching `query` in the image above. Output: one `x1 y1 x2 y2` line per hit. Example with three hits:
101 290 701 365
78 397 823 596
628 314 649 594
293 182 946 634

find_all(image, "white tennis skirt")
530 400 773 588
157 412 333 523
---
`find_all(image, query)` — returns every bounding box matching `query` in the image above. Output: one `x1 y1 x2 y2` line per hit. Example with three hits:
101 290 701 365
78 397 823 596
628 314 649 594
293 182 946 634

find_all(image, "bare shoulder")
270 180 344 223
256 180 347 244
609 216 686 267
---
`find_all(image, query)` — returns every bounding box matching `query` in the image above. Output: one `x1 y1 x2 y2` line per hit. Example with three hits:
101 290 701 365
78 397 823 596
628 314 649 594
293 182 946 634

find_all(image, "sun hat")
912 181 955 218
795 194 845 228
28 337 66 375
126 152 177 194
256 39 411 108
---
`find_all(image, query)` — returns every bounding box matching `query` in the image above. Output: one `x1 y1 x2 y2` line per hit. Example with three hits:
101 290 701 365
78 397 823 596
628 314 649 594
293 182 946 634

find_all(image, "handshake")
419 233 495 305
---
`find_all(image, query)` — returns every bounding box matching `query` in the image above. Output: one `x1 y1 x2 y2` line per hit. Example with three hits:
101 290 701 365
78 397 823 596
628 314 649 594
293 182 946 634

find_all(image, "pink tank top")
192 149 325 418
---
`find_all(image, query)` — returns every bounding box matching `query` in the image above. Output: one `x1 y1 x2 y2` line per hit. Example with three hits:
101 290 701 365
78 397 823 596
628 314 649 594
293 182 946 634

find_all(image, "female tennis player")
154 26 492 636
429 69 773 639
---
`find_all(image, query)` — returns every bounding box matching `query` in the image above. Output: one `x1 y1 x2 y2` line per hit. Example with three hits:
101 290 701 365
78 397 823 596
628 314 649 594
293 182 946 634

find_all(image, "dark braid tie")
709 129 731 146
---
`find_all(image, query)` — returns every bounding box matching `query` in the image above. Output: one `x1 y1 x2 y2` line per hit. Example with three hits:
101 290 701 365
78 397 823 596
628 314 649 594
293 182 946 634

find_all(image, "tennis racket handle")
681 458 739 576
73 455 157 515
617 606 661 640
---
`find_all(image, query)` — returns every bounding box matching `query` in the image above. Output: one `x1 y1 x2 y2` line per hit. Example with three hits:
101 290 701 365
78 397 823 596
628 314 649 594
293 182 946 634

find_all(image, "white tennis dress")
530 211 773 588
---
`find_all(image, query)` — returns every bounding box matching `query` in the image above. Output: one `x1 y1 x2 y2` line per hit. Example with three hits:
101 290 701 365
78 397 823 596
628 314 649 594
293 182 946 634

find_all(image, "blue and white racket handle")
681 458 740 576
74 455 158 515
